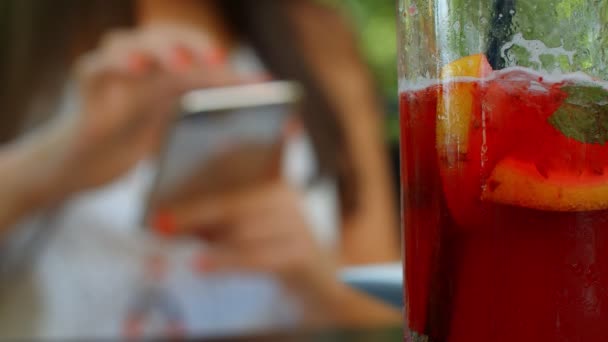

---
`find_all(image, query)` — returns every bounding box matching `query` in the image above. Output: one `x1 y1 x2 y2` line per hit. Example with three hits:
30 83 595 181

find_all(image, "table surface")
206 326 403 341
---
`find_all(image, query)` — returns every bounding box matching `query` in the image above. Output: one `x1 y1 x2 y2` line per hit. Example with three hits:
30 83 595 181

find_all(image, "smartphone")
146 81 303 216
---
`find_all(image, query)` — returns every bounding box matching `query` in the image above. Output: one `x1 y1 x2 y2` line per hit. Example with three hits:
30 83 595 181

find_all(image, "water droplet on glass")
408 4 418 16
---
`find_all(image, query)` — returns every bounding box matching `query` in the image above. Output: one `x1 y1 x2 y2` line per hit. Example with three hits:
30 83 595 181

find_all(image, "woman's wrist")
0 146 49 232
284 248 341 299
8 121 75 211
286 259 402 328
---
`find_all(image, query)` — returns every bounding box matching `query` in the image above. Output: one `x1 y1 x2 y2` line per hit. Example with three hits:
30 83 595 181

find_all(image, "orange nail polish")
202 48 227 67
127 52 150 74
152 210 177 237
170 45 193 71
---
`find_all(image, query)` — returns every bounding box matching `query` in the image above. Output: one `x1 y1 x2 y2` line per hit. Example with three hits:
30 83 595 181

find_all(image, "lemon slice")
437 54 492 153
482 158 608 211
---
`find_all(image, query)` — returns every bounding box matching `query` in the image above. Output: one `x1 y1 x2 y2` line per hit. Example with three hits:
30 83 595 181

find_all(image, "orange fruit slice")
482 158 608 211
437 54 493 229
437 53 492 153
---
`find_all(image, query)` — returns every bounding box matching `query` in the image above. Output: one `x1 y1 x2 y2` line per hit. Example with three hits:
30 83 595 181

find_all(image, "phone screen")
146 81 302 217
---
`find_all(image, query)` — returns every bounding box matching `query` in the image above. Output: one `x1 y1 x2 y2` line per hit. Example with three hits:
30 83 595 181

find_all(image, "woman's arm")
0 27 246 236
298 278 402 328
288 2 400 265
0 125 68 233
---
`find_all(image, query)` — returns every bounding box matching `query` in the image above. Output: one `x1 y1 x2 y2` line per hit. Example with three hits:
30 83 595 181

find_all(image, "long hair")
0 0 358 213
0 0 134 140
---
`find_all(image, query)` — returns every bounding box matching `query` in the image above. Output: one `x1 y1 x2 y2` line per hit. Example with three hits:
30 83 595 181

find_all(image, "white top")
0 47 340 339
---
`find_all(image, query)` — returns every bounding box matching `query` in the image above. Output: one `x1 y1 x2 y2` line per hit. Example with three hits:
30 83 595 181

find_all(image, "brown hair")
0 0 358 213
0 0 134 140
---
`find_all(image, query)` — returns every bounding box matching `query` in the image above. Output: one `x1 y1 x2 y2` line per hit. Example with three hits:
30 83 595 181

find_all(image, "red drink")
400 57 608 341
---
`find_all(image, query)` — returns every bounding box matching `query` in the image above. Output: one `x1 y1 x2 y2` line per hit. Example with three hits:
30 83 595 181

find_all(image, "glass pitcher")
397 1 608 341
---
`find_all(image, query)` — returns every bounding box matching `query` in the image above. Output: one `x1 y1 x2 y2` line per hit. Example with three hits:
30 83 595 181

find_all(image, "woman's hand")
150 180 402 327
154 180 338 294
0 25 258 231
37 27 247 199
55 28 235 192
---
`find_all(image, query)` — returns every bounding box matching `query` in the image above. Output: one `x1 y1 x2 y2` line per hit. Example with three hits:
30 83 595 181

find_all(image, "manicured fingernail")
170 45 194 72
127 52 150 74
202 48 227 67
151 209 177 237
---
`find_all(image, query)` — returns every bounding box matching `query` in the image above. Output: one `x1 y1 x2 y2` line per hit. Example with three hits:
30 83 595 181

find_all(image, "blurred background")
328 0 398 138
325 0 400 199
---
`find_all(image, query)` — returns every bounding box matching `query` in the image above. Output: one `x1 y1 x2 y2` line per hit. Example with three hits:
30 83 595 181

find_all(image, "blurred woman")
0 0 400 338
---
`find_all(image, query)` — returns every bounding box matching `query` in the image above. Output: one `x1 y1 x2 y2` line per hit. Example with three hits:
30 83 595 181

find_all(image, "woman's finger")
193 244 269 273
151 204 284 242
193 231 310 274
168 67 263 94
222 211 302 247
98 30 159 75
73 52 121 85
138 25 219 67
154 182 294 234
74 49 155 98
137 27 261 88
186 216 288 250
137 27 205 71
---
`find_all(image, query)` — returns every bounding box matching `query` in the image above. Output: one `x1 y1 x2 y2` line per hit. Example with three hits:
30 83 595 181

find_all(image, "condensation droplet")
453 21 461 31
408 4 418 16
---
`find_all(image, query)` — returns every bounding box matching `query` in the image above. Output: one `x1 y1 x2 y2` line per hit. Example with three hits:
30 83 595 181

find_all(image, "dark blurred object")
486 0 517 70
207 325 403 342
